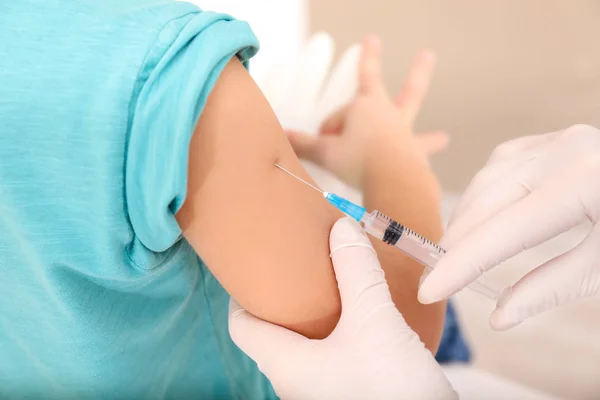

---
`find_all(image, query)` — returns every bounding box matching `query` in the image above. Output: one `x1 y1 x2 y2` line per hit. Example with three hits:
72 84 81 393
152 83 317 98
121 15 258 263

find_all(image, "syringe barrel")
362 210 503 301
361 210 444 268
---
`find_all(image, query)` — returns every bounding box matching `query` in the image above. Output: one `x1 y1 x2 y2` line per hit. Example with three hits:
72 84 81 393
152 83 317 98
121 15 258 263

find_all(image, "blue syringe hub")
324 192 367 222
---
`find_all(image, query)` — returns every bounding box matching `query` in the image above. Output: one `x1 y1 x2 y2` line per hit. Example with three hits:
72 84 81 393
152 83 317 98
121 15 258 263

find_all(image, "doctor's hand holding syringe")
419 124 600 330
230 34 600 399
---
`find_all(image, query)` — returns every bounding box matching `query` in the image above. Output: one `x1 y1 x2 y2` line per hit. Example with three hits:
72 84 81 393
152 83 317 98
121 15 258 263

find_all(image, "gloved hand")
419 124 600 330
229 217 456 400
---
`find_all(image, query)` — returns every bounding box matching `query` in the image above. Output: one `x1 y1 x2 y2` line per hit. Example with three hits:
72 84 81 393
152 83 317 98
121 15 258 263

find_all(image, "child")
0 1 445 398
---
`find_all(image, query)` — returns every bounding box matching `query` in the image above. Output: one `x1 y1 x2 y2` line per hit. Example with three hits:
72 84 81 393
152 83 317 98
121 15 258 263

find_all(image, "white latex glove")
258 32 360 138
419 124 600 330
229 217 456 400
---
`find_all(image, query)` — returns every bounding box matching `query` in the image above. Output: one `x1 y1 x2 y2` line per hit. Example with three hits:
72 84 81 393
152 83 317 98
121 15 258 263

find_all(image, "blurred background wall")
310 0 600 191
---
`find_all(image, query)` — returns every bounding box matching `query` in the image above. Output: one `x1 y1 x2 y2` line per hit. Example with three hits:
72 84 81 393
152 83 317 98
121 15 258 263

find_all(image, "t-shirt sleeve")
126 10 259 253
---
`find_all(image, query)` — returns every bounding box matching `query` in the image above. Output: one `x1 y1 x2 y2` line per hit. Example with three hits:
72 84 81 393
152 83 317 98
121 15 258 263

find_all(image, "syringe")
275 163 505 301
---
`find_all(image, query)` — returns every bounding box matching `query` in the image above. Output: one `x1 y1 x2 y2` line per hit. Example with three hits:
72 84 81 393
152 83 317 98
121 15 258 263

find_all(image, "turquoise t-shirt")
0 1 276 398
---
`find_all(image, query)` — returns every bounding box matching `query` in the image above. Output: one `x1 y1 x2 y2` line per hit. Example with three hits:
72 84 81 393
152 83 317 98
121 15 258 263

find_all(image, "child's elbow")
237 252 342 339
274 285 342 340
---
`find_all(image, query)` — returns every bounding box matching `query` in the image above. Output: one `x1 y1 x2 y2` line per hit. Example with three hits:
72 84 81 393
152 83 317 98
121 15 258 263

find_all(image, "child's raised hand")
287 36 448 189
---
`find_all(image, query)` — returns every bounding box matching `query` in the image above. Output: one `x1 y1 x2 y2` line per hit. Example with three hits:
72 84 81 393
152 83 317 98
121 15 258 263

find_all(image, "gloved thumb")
330 217 394 315
228 299 307 373
490 228 600 330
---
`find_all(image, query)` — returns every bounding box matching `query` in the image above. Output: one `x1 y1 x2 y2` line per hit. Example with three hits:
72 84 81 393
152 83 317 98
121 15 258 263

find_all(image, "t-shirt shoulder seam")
122 10 201 237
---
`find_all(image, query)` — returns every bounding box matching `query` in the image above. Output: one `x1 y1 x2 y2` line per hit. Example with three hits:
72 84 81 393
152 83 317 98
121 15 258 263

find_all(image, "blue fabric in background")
436 301 471 363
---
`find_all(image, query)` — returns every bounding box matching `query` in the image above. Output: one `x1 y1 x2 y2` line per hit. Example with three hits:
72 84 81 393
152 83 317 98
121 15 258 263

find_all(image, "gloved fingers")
356 300 416 342
329 217 392 312
449 134 559 225
485 130 562 166
285 32 334 114
394 49 436 126
358 35 387 97
441 167 534 248
316 43 360 124
419 182 586 304
448 157 526 226
450 139 580 228
490 227 600 330
228 299 307 372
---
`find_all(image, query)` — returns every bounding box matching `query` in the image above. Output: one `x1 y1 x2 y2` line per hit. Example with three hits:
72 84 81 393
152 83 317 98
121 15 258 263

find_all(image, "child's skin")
177 36 448 351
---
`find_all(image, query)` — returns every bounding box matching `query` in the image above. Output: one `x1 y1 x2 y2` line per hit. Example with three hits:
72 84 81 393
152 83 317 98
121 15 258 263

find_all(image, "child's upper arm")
176 58 342 338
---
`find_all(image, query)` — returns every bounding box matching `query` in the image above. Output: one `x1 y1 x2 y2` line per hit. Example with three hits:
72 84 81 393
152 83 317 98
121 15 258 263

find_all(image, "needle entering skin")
274 163 324 194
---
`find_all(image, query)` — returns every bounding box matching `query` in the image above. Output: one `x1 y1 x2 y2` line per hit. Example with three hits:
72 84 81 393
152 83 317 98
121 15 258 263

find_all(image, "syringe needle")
274 163 324 194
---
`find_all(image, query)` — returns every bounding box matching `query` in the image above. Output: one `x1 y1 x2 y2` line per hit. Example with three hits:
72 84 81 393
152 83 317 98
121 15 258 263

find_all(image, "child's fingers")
358 35 386 96
319 106 347 135
287 131 332 168
394 49 437 125
417 130 450 155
